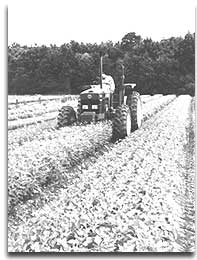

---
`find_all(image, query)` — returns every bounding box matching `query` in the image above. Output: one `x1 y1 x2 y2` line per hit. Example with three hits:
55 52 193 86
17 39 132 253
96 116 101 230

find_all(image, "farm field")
8 94 78 105
8 94 195 252
8 95 78 130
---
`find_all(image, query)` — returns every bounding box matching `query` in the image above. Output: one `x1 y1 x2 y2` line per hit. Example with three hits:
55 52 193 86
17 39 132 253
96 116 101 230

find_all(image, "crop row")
141 94 164 104
8 99 77 125
141 95 176 121
8 95 175 151
8 95 194 252
8 95 175 148
8 94 78 105
8 111 58 130
8 100 78 130
8 120 58 148
8 95 158 122
8 95 175 213
8 122 112 213
8 108 58 122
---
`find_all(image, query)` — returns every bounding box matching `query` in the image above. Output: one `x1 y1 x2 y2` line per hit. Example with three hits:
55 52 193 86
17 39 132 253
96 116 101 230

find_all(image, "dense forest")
8 32 195 95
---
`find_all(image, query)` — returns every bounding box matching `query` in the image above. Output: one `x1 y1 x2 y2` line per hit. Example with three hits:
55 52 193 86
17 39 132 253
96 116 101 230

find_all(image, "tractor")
57 53 142 140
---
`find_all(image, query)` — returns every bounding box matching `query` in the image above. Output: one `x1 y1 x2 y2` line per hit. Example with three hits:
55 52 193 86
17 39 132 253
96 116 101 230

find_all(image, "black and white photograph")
7 0 195 253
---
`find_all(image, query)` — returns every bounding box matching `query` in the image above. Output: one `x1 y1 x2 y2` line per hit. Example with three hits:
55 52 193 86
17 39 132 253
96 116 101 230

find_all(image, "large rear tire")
112 105 131 140
126 91 142 131
57 106 76 128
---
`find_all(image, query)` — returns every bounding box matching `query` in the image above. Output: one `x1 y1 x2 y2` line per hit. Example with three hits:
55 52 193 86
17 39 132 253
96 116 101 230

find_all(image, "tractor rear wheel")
57 106 76 128
112 104 131 140
126 91 142 131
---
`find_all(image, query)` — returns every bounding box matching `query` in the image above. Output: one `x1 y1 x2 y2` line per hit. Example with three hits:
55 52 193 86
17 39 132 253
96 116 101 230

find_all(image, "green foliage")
8 32 195 95
121 32 142 51
8 121 112 214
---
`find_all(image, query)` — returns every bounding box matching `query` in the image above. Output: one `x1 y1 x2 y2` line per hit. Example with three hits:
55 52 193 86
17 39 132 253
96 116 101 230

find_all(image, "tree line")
8 32 195 96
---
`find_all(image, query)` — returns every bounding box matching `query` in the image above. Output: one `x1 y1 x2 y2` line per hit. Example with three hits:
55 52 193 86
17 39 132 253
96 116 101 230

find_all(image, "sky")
7 0 197 46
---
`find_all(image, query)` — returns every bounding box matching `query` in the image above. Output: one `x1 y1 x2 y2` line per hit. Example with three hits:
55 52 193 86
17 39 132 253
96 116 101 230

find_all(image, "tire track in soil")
175 97 195 252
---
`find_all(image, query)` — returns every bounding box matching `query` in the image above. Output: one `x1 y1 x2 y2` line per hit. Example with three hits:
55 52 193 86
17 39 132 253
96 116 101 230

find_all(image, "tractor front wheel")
112 105 131 140
57 106 76 128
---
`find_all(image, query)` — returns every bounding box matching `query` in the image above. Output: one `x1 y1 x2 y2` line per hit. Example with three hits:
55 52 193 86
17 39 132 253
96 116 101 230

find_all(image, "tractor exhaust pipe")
119 63 125 106
99 52 103 89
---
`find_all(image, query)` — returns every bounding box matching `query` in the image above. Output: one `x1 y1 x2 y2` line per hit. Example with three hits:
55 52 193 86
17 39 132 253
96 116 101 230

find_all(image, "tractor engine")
78 86 110 122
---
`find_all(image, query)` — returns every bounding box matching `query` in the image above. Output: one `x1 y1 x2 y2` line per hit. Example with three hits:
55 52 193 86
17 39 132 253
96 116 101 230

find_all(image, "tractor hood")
81 85 105 95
